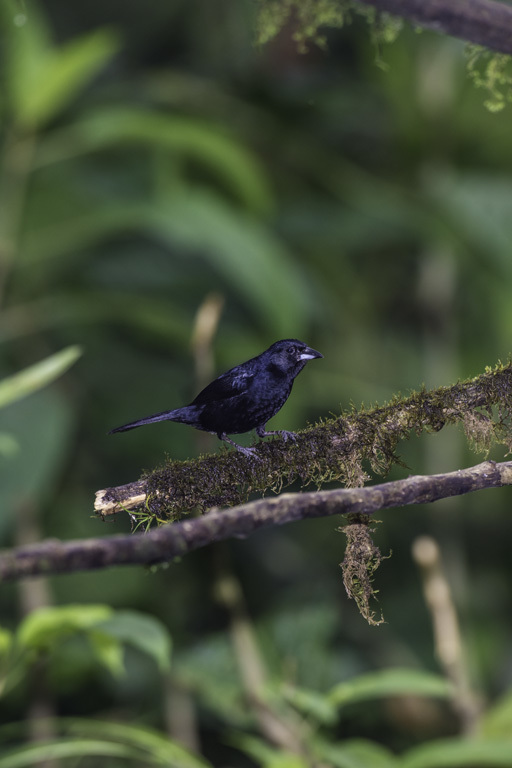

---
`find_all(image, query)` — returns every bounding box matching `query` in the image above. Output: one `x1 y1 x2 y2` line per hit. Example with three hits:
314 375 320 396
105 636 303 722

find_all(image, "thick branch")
356 0 512 55
2 460 512 582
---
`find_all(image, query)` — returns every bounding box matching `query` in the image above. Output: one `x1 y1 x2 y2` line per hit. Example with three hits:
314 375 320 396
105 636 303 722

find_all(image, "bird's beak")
299 346 323 361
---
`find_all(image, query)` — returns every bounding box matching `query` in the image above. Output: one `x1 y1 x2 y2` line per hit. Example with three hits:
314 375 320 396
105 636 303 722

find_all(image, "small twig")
356 0 512 56
214 560 307 754
1 460 511 581
412 536 482 734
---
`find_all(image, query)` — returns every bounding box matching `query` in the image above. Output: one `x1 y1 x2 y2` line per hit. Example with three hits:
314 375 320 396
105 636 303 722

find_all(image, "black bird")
109 339 323 456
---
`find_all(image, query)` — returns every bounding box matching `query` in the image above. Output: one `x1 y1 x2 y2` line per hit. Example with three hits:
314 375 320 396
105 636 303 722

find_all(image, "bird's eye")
288 345 298 356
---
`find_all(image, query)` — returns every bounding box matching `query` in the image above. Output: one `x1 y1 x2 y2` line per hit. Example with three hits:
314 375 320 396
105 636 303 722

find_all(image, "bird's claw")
278 430 297 443
219 432 259 458
236 445 258 458
256 427 297 443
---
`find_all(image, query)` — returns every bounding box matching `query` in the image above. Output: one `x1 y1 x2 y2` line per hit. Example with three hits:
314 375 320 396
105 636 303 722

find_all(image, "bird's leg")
256 425 297 442
218 432 257 457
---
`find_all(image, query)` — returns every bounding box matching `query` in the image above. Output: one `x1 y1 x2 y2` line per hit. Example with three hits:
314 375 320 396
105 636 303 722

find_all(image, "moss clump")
339 515 388 626
466 45 512 112
137 361 512 523
255 0 347 51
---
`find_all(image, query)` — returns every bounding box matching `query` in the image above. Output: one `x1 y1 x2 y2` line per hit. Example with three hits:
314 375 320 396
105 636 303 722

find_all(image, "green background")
1 1 512 765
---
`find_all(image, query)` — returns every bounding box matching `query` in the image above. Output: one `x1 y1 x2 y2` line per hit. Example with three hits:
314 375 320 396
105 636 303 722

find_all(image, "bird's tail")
109 407 190 434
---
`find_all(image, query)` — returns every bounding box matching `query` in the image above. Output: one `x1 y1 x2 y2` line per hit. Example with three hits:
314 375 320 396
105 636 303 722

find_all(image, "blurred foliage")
2 0 512 765
0 605 171 697
0 346 81 411
0 345 81 460
0 719 211 768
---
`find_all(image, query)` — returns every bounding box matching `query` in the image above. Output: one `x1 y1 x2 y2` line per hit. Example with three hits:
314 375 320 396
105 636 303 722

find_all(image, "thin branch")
1 460 511 582
214 563 309 753
412 536 482 735
356 0 512 55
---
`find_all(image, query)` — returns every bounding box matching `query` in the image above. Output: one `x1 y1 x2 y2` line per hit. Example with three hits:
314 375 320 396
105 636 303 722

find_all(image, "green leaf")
0 293 190 345
481 689 512 738
36 107 273 214
66 719 213 767
0 433 19 457
280 683 338 725
17 605 113 651
25 28 119 129
177 632 248 727
314 738 398 768
0 345 82 410
230 734 308 768
328 669 453 708
88 630 125 677
2 1 119 129
0 628 12 660
266 757 310 768
148 192 312 337
0 388 76 535
401 738 512 768
425 171 512 268
20 205 152 264
98 611 172 672
2 0 52 120
0 739 138 768
0 627 15 697
20 197 312 336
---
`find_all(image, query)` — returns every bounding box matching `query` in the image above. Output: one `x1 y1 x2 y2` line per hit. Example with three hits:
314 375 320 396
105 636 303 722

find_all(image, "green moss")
255 0 347 51
466 45 512 112
139 360 512 522
254 0 403 58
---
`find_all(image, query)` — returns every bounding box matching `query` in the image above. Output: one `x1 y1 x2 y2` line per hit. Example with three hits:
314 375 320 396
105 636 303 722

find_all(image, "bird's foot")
236 445 258 457
256 427 297 443
276 430 297 443
219 433 258 458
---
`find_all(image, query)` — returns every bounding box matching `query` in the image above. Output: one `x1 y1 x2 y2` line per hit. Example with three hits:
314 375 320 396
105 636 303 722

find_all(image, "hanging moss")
339 515 388 626
139 361 512 523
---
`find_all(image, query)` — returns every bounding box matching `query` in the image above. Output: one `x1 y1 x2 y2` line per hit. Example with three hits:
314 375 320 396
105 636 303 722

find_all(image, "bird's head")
266 339 323 378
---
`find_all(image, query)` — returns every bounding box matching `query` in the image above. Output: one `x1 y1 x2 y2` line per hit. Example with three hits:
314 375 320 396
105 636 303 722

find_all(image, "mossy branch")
2 460 512 582
96 361 512 521
355 0 512 56
256 0 512 57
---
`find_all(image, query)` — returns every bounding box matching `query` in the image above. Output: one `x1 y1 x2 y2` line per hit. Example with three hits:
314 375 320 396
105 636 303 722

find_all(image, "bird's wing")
191 368 254 405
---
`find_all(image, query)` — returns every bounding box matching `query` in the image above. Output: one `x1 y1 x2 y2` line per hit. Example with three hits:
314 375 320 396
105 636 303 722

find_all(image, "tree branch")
356 0 512 55
95 361 512 520
1 460 511 582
